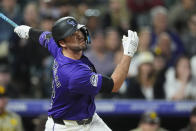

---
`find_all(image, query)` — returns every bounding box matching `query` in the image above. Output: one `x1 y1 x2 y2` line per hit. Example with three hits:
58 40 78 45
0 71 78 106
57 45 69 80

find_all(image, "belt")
50 116 93 125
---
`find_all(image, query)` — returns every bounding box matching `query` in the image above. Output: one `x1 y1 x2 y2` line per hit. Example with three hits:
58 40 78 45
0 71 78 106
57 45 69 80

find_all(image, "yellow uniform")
0 111 23 131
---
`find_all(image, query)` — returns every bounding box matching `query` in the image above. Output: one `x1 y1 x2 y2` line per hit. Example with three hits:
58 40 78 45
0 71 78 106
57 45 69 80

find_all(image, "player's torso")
48 49 97 120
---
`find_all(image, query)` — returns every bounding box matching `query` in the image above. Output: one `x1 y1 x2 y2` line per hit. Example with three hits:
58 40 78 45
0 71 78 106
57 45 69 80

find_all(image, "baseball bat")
0 13 18 28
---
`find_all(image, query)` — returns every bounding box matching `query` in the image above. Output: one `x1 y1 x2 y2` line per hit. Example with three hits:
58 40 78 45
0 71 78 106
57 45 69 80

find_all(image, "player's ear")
58 40 67 48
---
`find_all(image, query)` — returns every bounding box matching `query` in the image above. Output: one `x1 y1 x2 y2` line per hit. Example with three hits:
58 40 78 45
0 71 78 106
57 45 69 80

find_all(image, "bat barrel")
0 13 18 28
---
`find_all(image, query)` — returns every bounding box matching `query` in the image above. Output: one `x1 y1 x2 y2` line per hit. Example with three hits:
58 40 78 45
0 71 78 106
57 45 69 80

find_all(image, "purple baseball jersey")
39 31 103 120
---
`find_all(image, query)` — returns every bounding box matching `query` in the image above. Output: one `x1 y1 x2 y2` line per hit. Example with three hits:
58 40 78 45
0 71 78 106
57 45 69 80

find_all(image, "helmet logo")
66 19 77 27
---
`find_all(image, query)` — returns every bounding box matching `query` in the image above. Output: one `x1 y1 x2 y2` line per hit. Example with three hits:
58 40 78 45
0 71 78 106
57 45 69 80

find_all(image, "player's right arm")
14 25 59 57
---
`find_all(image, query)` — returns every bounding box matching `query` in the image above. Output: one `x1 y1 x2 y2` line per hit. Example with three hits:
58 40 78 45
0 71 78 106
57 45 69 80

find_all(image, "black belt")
50 116 93 125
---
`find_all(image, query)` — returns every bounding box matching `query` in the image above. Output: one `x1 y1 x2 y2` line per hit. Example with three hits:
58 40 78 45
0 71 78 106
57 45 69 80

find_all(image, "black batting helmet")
52 16 91 45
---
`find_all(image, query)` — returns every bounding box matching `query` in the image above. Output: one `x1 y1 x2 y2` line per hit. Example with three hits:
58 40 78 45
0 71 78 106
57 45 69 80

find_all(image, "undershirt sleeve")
29 28 59 57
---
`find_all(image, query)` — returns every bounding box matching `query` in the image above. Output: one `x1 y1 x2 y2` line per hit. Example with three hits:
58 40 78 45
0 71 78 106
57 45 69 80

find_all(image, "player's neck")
62 48 83 60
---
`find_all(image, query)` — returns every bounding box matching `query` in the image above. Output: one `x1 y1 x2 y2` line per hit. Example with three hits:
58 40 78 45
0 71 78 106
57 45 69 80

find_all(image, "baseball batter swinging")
14 16 139 131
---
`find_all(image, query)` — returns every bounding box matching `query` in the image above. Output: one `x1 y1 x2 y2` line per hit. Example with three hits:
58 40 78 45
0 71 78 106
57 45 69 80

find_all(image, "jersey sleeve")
39 31 59 57
68 66 102 95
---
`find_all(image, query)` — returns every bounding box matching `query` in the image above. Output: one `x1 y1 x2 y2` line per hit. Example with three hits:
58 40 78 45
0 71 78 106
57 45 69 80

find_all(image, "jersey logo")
90 74 98 87
67 19 77 27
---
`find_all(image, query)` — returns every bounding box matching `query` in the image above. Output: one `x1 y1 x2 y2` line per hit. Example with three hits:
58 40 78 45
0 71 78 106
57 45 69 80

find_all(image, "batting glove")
14 25 31 39
122 30 139 57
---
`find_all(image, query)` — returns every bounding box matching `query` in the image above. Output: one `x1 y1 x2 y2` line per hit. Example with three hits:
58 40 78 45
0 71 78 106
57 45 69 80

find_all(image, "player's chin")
81 44 87 51
70 44 87 52
79 41 86 48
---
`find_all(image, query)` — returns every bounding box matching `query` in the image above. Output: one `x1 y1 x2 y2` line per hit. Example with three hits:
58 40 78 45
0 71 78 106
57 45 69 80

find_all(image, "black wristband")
100 75 114 93
29 28 44 43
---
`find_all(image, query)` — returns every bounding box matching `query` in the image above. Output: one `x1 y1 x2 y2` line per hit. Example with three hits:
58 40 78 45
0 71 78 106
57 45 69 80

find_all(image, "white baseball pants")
44 113 112 131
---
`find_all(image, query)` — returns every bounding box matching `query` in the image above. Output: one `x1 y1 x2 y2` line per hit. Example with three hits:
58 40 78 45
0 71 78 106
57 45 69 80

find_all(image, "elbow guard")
100 75 114 93
29 28 44 43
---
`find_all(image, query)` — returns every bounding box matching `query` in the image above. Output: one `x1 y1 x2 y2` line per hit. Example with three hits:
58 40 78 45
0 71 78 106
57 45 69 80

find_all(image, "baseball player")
14 16 139 131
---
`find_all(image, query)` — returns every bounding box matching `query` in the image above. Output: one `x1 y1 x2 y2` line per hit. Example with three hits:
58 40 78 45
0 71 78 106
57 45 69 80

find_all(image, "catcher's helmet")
52 16 91 45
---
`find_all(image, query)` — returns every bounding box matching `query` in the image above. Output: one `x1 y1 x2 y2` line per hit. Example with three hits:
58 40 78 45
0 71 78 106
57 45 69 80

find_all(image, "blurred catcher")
0 86 23 131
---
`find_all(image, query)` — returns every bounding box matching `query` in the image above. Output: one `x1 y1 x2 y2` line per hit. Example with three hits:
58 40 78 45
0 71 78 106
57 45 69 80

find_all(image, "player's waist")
48 102 96 120
48 115 93 125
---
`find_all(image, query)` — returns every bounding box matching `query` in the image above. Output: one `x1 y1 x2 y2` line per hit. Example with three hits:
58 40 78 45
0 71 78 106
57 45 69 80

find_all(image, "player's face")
63 30 86 52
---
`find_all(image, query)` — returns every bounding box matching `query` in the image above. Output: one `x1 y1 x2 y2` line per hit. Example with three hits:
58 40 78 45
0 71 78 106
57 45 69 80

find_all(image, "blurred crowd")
0 0 196 100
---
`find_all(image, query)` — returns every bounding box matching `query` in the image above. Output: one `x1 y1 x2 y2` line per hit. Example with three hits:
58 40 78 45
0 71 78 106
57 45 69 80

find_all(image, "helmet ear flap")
79 26 91 44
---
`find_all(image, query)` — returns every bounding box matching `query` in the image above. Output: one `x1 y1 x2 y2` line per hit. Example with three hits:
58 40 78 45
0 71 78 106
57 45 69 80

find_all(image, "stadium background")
1 0 196 130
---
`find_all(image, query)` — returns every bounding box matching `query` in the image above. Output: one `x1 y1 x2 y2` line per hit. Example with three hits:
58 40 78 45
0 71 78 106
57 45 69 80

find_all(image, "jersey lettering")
53 59 61 88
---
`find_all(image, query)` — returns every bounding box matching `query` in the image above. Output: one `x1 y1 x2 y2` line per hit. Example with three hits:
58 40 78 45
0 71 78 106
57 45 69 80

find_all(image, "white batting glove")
14 25 31 39
122 30 139 57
